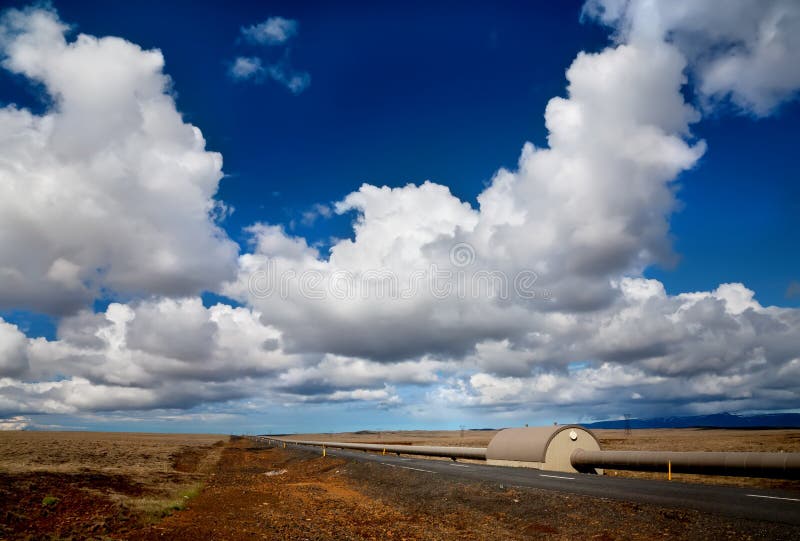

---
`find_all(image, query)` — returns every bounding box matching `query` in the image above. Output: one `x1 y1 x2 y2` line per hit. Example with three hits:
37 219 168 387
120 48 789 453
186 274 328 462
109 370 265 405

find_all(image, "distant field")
288 427 800 489
0 431 225 473
0 431 226 538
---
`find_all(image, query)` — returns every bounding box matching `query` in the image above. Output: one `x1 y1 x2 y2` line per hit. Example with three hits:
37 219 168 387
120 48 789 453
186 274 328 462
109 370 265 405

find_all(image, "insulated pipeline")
571 449 800 479
260 437 487 460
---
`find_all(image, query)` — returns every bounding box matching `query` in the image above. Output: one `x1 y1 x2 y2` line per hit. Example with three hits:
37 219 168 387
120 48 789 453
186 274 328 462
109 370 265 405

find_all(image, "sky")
0 0 798 433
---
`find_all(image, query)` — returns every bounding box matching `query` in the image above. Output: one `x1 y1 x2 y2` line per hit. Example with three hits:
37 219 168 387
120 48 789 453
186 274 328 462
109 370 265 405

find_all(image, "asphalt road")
272 441 800 526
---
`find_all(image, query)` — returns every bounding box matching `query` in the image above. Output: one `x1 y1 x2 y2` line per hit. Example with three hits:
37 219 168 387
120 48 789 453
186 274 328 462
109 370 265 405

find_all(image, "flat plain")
1 429 799 539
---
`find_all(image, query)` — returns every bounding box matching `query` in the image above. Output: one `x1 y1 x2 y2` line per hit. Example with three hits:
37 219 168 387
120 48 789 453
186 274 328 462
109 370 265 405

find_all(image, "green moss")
41 495 60 507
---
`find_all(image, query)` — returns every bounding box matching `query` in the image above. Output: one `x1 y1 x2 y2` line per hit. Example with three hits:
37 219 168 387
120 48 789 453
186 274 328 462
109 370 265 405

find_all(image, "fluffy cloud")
0 320 29 378
229 56 263 80
241 16 298 45
231 15 310 94
0 296 445 415
264 56 311 95
0 298 297 414
0 299 268 413
0 6 238 315
275 354 444 397
437 280 800 417
584 0 800 116
228 55 310 95
0 415 30 430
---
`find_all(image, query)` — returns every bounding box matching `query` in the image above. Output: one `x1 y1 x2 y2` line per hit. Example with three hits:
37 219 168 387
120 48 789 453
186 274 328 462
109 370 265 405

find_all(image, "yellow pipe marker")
323 445 326 457
668 460 672 481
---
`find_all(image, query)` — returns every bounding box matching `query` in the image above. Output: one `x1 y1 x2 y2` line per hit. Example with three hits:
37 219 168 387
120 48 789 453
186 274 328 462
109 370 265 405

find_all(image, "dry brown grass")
594 427 800 453
0 431 227 535
0 431 225 474
124 480 205 522
289 429 499 448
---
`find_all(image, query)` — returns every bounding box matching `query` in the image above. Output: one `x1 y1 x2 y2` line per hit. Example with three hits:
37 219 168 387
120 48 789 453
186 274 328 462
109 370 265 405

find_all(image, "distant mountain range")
583 412 800 429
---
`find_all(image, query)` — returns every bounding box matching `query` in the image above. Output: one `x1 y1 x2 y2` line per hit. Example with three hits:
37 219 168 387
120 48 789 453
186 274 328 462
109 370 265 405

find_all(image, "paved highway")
273 441 800 526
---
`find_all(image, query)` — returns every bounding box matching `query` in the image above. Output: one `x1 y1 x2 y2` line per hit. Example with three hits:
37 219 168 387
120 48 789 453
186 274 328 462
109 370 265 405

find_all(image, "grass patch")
41 495 60 507
126 481 204 522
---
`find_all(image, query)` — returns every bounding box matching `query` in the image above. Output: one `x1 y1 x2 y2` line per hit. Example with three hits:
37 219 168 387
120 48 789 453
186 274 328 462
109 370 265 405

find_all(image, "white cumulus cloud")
0 6 238 315
584 0 800 116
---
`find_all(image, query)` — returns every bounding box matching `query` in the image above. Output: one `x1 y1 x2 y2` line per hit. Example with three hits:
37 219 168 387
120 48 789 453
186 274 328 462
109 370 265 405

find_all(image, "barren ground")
0 431 225 539
1 430 799 539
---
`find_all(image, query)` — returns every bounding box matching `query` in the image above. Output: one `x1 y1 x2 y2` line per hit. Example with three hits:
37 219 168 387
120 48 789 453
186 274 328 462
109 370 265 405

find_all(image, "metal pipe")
261 437 487 460
571 449 800 479
253 436 800 479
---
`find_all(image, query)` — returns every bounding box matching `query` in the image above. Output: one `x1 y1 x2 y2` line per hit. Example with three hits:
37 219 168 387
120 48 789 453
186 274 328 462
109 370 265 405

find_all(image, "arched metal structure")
486 425 602 473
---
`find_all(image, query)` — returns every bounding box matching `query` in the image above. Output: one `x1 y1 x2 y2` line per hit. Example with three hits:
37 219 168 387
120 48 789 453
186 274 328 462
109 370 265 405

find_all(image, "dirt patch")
171 447 207 473
0 471 143 539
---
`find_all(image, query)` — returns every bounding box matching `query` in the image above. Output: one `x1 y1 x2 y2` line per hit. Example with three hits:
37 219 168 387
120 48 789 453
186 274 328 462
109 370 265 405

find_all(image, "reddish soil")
0 470 145 538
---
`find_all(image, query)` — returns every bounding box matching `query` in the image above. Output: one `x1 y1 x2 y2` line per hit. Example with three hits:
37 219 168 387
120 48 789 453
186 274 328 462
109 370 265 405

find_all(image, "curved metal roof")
485 425 599 463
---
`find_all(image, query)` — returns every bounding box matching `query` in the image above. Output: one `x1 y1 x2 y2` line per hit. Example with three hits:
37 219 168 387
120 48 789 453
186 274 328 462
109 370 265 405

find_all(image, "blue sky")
0 1 798 433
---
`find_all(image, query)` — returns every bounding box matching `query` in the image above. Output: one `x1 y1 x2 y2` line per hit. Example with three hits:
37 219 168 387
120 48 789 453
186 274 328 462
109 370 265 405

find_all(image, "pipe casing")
264 437 487 460
571 449 800 479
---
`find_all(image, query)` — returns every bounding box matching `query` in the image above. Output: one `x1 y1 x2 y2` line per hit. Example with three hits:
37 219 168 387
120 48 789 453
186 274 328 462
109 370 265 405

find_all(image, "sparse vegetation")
0 432 226 538
127 481 205 522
